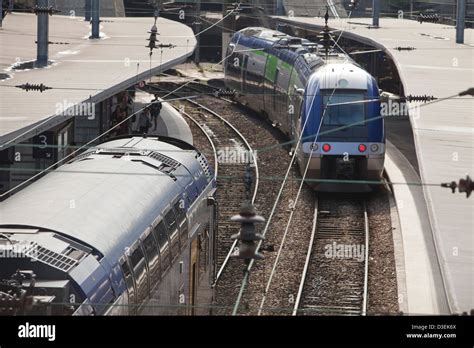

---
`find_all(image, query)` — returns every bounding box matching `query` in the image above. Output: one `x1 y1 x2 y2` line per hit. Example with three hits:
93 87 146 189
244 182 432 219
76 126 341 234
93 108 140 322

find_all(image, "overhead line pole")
456 0 466 44
90 0 100 39
36 0 50 67
372 0 380 27
85 0 91 22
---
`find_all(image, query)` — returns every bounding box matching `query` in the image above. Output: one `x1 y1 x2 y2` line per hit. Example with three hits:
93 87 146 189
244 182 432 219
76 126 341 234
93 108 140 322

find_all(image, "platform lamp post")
372 0 380 27
90 0 100 39
456 0 465 44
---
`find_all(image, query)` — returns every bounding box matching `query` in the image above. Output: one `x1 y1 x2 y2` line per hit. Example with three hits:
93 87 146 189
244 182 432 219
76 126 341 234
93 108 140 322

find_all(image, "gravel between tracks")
162 78 399 316
366 190 399 315
195 96 317 316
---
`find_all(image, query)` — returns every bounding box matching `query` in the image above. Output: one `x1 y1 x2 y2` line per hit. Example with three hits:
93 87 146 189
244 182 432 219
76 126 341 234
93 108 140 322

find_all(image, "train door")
129 242 149 307
174 200 188 251
164 208 180 261
288 68 301 138
264 54 277 117
188 237 199 315
153 220 171 275
141 228 161 292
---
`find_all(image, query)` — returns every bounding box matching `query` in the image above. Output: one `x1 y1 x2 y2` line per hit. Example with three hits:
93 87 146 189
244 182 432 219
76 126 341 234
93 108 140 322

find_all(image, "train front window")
322 92 366 126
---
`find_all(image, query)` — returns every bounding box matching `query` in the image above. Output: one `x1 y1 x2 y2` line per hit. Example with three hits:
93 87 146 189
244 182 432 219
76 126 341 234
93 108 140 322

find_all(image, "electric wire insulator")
32 6 60 15
215 89 236 98
15 83 52 93
394 46 416 51
404 95 437 103
417 13 440 24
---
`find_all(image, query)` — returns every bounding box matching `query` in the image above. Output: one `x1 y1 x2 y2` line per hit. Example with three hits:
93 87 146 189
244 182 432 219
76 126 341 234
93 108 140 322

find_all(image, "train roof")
238 27 316 48
239 27 294 42
233 27 360 81
0 137 210 263
314 62 374 90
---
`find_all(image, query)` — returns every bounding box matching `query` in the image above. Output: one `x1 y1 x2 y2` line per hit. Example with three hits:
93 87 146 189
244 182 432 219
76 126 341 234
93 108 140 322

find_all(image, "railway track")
148 80 376 317
293 195 369 316
147 81 260 281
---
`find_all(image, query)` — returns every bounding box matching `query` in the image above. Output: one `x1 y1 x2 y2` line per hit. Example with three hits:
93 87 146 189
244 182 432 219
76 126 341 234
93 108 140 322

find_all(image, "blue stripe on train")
366 76 384 143
301 75 321 142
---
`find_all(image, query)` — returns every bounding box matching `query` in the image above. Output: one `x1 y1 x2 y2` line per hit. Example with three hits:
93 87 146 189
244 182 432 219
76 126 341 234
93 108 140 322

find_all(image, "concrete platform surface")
386 140 449 314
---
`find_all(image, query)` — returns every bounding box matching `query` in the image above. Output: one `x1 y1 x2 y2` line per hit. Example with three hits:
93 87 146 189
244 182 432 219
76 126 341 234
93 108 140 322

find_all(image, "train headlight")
358 144 367 152
370 144 379 152
322 144 331 152
310 143 318 151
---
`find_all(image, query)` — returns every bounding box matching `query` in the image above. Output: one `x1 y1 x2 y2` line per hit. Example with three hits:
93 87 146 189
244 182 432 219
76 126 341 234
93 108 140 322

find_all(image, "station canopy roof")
0 13 196 146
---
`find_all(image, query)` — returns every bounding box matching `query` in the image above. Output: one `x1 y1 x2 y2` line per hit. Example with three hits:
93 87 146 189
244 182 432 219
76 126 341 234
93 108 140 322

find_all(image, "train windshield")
322 92 366 126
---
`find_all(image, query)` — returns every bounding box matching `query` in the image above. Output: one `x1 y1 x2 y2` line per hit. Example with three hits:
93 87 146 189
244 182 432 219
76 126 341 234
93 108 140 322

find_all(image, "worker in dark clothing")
150 95 162 131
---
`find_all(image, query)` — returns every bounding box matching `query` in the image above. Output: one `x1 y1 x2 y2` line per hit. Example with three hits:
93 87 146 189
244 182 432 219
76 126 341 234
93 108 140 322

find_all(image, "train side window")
130 245 148 304
164 209 177 232
164 209 180 260
130 246 144 268
142 232 161 285
173 201 186 223
119 258 135 314
154 221 171 272
155 221 169 249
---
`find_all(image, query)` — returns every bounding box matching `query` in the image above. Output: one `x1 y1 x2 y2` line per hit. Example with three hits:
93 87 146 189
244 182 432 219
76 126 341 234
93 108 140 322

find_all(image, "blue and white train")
0 136 216 315
225 27 385 190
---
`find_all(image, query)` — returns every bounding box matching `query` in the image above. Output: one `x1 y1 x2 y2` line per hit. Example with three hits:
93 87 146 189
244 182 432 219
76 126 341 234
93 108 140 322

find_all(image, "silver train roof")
0 137 203 262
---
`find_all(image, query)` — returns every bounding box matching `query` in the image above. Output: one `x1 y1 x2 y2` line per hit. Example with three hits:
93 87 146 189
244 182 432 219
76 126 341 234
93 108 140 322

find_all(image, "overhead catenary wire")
4 82 474 97
0 167 448 188
2 83 471 176
1 88 471 158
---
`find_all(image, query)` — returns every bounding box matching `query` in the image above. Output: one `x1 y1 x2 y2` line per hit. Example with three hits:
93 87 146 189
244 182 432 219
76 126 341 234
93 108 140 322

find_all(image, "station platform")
385 141 448 314
274 16 473 314
0 12 196 146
